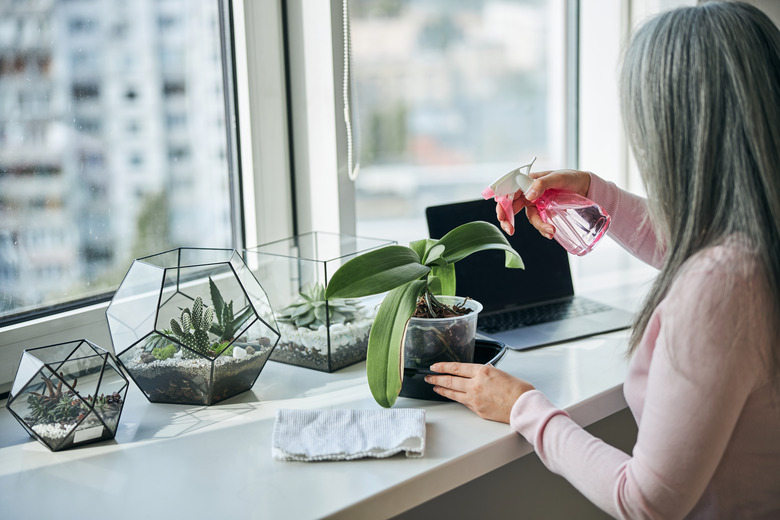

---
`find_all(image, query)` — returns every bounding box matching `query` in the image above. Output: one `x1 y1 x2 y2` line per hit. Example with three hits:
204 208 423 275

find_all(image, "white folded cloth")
272 408 426 461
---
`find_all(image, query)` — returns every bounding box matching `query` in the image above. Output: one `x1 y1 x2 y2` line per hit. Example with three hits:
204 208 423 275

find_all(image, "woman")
425 2 780 518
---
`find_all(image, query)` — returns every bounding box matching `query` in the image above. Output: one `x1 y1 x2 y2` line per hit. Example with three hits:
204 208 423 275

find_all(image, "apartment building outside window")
0 0 235 323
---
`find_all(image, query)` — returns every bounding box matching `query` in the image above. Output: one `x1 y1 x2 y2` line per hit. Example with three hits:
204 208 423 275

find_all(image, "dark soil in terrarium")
126 350 271 405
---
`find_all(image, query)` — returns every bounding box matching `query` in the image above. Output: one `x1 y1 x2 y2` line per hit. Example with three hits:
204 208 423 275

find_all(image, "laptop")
425 199 634 350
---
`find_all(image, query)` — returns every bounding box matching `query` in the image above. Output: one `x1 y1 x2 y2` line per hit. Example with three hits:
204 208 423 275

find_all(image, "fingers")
429 384 468 404
424 364 536 423
493 168 591 239
425 373 471 393
430 362 483 377
496 201 515 236
426 362 490 394
527 169 592 199
500 221 515 236
526 206 555 239
496 192 531 236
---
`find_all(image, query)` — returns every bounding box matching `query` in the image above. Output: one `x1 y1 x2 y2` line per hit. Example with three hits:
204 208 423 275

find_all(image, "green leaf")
291 305 310 319
436 221 524 269
209 277 225 321
296 310 315 327
325 246 431 299
314 305 327 325
409 238 433 260
366 279 426 408
422 244 446 266
431 263 456 296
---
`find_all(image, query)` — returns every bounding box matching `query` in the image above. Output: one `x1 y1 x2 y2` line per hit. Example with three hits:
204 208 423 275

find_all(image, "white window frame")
285 0 355 236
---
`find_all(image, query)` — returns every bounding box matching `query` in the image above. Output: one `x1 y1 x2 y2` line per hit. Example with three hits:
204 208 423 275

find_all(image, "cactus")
169 296 215 357
278 283 362 330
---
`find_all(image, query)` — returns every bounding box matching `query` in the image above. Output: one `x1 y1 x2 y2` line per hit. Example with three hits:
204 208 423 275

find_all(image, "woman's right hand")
497 169 592 237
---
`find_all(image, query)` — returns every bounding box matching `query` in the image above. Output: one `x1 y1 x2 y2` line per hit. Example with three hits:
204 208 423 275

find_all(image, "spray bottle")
482 158 611 256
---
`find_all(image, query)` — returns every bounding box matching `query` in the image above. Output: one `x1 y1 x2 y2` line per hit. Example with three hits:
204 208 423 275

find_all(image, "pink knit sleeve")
586 174 665 268
510 245 768 518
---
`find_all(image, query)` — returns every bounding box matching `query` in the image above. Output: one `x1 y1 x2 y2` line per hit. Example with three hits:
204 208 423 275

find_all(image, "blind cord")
343 0 359 181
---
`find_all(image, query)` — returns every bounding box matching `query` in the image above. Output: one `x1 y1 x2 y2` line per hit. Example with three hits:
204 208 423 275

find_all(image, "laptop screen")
426 199 574 314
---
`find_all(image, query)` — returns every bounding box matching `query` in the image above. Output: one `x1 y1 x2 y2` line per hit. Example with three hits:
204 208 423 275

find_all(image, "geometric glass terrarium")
6 339 129 451
106 248 280 405
244 232 395 372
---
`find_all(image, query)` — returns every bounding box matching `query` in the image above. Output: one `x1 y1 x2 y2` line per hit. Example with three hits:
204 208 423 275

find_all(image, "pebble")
233 346 247 359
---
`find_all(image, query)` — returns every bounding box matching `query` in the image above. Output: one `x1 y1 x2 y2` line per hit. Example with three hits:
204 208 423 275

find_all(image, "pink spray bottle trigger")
481 157 538 230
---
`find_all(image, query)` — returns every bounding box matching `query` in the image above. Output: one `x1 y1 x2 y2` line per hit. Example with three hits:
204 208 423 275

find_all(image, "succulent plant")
278 283 363 330
143 329 175 352
26 374 81 425
208 277 253 343
152 344 177 360
169 296 215 357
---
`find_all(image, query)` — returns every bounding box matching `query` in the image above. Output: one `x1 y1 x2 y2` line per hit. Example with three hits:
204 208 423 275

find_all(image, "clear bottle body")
534 190 611 256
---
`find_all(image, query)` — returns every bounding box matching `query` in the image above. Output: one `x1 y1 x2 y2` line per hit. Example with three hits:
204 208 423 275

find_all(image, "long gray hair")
620 1 780 378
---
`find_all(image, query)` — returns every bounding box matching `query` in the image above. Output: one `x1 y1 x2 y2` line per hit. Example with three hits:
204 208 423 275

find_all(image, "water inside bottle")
536 191 611 256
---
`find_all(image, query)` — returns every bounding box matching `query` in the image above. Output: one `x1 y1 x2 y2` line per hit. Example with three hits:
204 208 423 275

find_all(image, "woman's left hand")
425 363 535 423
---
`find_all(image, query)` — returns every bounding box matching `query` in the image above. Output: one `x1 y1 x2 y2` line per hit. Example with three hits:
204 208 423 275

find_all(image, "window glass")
350 0 567 244
0 0 234 321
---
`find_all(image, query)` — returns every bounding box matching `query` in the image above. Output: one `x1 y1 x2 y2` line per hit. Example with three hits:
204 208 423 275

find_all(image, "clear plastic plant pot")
244 232 395 372
400 296 482 400
106 248 280 405
6 339 129 452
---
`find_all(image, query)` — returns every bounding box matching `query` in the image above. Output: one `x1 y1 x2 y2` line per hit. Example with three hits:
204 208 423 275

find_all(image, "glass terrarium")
244 232 395 372
6 339 129 452
106 248 280 405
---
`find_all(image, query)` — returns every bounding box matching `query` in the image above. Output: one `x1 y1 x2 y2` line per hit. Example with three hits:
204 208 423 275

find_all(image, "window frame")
285 0 355 237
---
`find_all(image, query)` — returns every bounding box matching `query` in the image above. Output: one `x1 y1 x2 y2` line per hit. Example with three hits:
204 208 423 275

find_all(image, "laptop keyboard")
478 298 614 334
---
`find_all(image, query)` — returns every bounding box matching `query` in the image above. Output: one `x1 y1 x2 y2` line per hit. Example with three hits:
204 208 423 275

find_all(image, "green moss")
213 341 234 357
152 344 177 360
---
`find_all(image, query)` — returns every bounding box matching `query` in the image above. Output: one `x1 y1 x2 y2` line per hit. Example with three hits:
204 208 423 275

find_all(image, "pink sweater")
510 175 780 519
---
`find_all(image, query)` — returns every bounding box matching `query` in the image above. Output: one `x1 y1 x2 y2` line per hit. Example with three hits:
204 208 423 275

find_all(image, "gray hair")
620 1 780 379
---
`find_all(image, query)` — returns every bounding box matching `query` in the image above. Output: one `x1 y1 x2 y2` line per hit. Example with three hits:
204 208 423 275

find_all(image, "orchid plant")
325 221 523 407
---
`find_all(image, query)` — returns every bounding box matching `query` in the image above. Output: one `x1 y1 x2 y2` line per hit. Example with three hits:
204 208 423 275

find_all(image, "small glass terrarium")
106 248 280 405
6 339 129 451
244 232 395 372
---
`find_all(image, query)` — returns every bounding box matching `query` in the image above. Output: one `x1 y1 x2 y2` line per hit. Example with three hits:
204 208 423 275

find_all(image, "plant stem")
424 289 448 317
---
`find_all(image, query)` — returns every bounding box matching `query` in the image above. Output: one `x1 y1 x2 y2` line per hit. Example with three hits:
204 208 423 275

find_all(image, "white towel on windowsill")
272 408 426 462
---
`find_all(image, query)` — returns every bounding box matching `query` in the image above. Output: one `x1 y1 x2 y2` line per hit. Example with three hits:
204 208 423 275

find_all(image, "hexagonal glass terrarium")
244 232 395 372
6 339 128 452
106 248 280 405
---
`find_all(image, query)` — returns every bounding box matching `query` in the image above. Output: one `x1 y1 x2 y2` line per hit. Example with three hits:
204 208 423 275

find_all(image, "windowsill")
0 273 645 518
